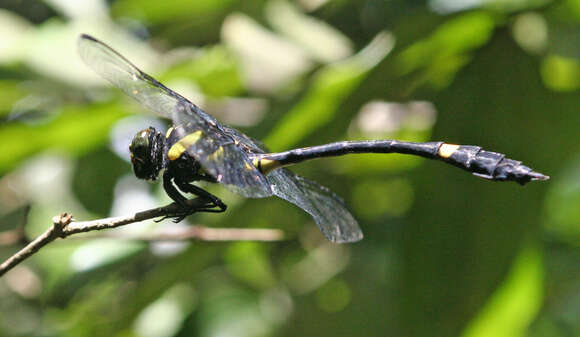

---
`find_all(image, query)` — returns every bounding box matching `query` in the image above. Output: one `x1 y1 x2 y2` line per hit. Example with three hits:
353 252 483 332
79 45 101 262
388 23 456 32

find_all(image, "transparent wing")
220 127 362 242
267 169 363 243
78 34 204 121
220 125 271 154
78 34 271 197
170 122 272 197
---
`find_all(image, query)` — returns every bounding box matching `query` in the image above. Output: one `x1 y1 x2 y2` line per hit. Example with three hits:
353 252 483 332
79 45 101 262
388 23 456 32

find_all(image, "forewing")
221 125 270 154
79 34 193 121
78 34 271 197
268 169 363 243
170 122 272 197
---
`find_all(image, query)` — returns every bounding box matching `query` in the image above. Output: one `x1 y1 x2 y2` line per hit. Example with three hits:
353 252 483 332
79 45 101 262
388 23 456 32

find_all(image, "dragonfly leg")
161 172 227 222
173 179 227 213
163 171 188 205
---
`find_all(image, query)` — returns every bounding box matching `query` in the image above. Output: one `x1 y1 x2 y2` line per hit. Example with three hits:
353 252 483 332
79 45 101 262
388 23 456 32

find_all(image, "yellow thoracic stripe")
438 143 460 158
165 126 175 139
208 146 225 161
168 131 203 160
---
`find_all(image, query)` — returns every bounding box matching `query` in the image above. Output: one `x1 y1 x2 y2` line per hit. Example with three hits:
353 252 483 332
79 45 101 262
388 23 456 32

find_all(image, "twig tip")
52 213 73 227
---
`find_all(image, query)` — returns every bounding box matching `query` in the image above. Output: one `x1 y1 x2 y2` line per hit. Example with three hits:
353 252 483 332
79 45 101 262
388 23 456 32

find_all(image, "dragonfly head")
129 127 165 181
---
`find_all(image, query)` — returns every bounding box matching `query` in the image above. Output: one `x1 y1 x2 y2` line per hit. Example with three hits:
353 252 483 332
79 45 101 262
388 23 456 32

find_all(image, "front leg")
163 171 188 206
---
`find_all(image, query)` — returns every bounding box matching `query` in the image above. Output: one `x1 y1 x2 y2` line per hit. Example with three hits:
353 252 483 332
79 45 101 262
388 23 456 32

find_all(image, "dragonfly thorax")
129 127 166 181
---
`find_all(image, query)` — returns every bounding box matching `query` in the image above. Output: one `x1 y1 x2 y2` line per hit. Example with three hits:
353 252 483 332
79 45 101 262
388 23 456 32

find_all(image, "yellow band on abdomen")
438 143 460 158
253 158 282 174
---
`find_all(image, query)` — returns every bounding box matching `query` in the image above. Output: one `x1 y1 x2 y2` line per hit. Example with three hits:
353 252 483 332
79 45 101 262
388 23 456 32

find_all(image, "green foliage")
462 242 543 337
0 103 126 173
112 0 236 25
160 46 244 97
264 32 394 150
0 1 577 337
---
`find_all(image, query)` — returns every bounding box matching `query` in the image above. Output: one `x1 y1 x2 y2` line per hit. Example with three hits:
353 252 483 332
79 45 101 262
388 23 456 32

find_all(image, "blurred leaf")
540 54 580 91
47 277 126 336
112 0 235 25
224 242 277 289
70 239 144 272
282 245 350 294
34 240 80 291
0 103 126 173
265 0 353 63
0 2 573 337
549 0 580 21
484 0 550 13
114 246 220 333
461 242 544 337
0 9 32 64
72 148 129 216
315 278 351 313
133 284 196 337
161 46 243 97
222 12 314 93
351 178 414 219
546 21 580 59
512 12 548 54
198 284 272 337
543 154 580 244
264 32 394 150
0 80 26 115
396 11 496 88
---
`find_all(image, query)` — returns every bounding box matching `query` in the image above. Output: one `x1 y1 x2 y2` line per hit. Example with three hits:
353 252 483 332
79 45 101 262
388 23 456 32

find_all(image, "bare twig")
0 199 284 277
84 226 284 242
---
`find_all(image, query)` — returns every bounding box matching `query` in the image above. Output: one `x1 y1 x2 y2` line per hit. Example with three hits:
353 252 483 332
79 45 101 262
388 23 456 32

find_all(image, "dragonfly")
78 34 549 243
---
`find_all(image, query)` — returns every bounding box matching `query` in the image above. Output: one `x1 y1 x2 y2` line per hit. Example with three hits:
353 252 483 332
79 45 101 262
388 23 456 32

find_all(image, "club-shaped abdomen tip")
517 168 549 185
530 170 550 181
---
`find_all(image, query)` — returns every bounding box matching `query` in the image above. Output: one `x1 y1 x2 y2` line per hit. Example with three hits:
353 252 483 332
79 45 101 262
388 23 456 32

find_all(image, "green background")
0 0 578 336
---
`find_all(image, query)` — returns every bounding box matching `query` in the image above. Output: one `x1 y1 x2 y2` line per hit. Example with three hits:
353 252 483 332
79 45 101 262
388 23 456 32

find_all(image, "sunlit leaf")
133 284 196 337
197 284 273 337
70 239 144 272
461 242 544 337
0 103 126 173
0 9 31 63
0 80 26 115
266 0 353 63
315 278 351 313
112 0 235 24
396 11 495 88
544 154 580 245
222 13 314 93
540 55 580 91
351 178 414 219
224 242 277 289
160 46 243 97
264 31 394 150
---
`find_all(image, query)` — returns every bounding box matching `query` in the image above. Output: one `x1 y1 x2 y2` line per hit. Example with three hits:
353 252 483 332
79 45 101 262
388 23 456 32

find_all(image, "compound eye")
129 128 158 180
130 129 152 154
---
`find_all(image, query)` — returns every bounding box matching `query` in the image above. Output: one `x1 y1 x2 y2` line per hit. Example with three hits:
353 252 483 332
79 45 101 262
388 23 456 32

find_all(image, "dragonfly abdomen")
255 141 548 185
438 145 548 185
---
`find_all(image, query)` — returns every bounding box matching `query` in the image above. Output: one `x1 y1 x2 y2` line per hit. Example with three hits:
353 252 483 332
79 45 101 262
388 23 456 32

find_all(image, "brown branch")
81 226 284 242
0 199 284 278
